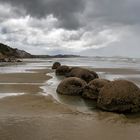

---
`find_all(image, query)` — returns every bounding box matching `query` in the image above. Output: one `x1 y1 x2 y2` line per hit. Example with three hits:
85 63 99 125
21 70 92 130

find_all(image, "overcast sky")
0 0 140 57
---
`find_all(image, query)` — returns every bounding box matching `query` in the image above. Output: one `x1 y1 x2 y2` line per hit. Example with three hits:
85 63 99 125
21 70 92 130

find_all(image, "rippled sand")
0 59 140 140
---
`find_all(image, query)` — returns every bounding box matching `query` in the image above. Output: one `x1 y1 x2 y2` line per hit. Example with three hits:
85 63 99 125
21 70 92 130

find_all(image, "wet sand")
1 94 140 140
0 70 52 84
0 84 42 94
0 61 140 140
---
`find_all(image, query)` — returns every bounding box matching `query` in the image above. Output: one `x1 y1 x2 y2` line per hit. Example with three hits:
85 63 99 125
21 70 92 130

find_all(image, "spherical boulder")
90 71 99 79
52 62 61 69
97 80 140 113
82 84 98 100
82 79 110 100
55 65 70 76
56 77 87 96
67 67 99 83
89 79 110 90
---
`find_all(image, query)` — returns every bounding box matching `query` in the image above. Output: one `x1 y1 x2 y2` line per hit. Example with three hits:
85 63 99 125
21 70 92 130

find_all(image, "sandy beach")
0 58 140 140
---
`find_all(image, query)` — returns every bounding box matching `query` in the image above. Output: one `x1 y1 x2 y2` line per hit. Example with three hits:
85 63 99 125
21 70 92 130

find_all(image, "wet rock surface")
82 84 98 100
89 79 110 90
52 62 61 69
57 77 87 96
67 67 99 83
55 65 70 76
97 80 140 113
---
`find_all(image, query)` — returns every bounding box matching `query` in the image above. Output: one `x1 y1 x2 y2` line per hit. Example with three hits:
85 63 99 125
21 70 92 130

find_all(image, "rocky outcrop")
52 62 61 69
55 65 70 76
67 67 99 83
57 77 87 96
97 80 140 113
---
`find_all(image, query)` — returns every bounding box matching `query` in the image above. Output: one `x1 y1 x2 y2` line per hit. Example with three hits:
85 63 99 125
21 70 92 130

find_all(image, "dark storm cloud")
1 0 140 29
0 0 85 29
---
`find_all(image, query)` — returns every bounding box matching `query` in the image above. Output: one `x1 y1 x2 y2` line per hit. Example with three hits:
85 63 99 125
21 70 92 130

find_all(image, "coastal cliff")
0 43 32 59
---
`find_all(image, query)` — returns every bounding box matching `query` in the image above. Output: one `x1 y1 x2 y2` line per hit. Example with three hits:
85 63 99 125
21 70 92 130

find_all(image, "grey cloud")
1 0 140 30
0 4 25 22
1 27 24 34
1 0 140 29
0 0 85 30
85 0 140 26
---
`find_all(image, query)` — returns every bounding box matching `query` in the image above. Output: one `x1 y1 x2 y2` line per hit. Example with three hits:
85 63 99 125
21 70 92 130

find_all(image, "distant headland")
0 43 80 62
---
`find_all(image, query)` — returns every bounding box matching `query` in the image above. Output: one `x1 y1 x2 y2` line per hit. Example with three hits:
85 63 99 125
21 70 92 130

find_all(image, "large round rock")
56 65 70 76
67 67 99 83
82 79 109 100
57 77 87 96
82 84 98 100
97 80 140 113
52 62 61 69
89 79 110 90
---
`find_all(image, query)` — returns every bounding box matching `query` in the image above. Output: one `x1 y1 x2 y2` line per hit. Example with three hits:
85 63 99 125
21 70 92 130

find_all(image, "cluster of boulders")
52 62 140 113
